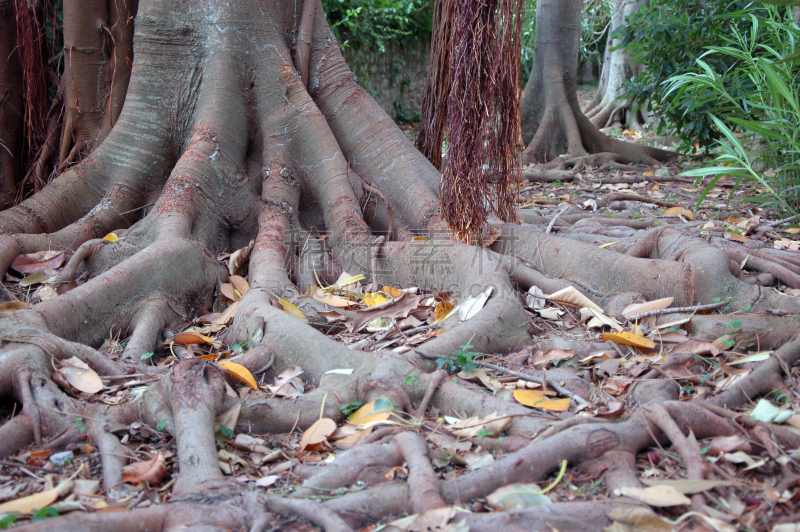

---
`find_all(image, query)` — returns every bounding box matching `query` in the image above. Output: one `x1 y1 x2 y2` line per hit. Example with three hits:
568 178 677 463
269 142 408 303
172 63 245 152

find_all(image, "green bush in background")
664 5 800 214
322 0 433 52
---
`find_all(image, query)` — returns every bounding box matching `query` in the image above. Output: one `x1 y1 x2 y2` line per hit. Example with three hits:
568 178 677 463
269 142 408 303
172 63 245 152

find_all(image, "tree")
1 0 800 530
519 0 670 168
584 0 652 132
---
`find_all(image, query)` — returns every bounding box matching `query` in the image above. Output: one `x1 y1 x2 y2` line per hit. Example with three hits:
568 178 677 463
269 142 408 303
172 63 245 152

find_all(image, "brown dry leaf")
310 288 352 308
615 485 691 507
449 412 511 439
547 286 603 313
622 297 674 319
228 240 254 276
530 349 576 367
605 506 673 532
482 226 503 247
724 231 750 243
173 331 215 345
668 339 720 356
213 300 240 325
122 452 168 486
220 283 239 301
654 331 689 343
279 299 308 322
0 301 31 318
352 294 421 332
229 275 249 297
318 310 347 323
707 435 752 455
663 206 692 219
58 356 104 394
218 360 259 389
513 389 571 412
0 480 72 514
299 418 337 451
602 331 655 349
10 250 66 274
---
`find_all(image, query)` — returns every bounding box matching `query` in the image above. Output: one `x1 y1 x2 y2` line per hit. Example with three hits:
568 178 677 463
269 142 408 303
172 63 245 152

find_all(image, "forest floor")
1 110 799 531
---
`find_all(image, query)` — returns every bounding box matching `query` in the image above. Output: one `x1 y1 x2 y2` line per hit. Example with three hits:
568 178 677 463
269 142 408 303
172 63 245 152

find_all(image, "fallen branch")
626 300 729 321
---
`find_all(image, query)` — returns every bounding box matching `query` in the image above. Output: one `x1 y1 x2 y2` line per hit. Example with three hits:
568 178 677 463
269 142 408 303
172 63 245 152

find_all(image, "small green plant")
156 419 167 431
340 401 363 416
32 508 58 522
72 417 86 434
140 351 154 361
436 345 479 373
218 424 235 438
0 514 17 529
475 428 494 444
405 375 424 392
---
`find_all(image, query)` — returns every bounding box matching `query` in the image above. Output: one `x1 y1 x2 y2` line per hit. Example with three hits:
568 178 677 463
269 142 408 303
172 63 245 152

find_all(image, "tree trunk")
0 0 799 529
584 0 650 132
0 0 23 208
519 0 670 166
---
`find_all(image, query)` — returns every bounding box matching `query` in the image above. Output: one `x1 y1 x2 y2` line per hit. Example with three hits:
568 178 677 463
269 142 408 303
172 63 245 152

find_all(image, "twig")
546 205 569 234
626 300 728 321
758 214 798 230
414 350 587 404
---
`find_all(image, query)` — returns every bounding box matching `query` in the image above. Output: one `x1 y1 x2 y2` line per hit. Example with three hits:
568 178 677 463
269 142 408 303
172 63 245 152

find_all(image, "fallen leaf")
707 435 751 455
382 286 403 298
122 452 167 486
352 295 421 332
598 241 620 248
10 250 66 275
364 292 390 307
349 398 393 425
668 339 720 356
727 351 771 365
299 418 337 451
749 398 794 424
279 299 307 322
535 308 564 319
58 357 103 394
547 286 603 313
457 287 493 321
615 485 691 507
0 301 31 318
724 231 750 243
622 297 674 319
218 361 259 389
310 288 352 308
228 240 254 275
486 483 552 510
19 271 51 287
220 283 239 301
213 300 240 325
173 331 215 345
229 275 249 297
582 307 623 331
0 480 72 514
606 506 673 532
602 331 655 349
102 233 118 242
530 349 575 367
513 390 571 412
434 300 455 322
525 286 546 310
449 412 511 439
216 402 242 434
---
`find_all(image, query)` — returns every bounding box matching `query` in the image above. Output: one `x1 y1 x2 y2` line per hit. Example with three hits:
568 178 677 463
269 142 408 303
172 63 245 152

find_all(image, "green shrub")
322 0 433 52
665 6 800 214
616 0 771 150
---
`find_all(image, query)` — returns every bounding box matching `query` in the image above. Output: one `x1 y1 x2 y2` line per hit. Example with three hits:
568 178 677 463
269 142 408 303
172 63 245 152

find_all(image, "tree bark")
0 0 23 208
519 0 671 166
584 0 650 132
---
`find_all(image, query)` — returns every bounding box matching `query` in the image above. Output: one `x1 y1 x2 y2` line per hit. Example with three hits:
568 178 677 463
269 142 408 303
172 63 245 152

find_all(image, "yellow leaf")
786 227 800 234
364 292 389 307
348 398 393 425
602 331 656 349
513 390 571 412
0 478 73 514
411 236 427 241
300 418 337 451
643 171 654 176
382 286 403 298
663 206 685 216
434 300 454 322
218 360 259 389
279 299 307 322
598 241 619 249
173 331 215 345
102 232 118 242
311 288 352 308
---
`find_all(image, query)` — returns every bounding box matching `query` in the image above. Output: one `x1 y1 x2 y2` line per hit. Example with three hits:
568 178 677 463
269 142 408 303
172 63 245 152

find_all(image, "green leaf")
156 419 166 431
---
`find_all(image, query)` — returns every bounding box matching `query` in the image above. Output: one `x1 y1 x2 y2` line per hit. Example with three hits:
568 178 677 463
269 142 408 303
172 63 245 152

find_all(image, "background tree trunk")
0 0 23 208
584 0 650 132
518 0 671 166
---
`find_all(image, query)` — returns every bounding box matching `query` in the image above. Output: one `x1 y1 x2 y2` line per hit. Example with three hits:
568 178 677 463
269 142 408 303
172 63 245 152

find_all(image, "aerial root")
119 298 177 362
393 431 447 514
